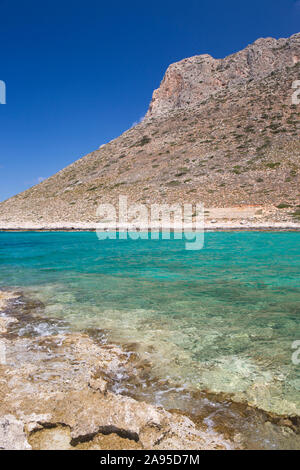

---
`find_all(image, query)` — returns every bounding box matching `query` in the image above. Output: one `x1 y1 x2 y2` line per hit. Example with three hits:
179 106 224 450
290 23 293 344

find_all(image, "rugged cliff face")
145 33 300 119
0 33 299 226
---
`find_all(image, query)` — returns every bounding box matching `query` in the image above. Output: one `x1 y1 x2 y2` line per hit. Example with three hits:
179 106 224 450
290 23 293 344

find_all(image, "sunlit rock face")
145 33 300 119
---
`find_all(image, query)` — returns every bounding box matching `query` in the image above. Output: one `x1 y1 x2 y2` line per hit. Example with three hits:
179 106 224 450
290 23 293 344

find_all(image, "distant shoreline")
1 224 300 233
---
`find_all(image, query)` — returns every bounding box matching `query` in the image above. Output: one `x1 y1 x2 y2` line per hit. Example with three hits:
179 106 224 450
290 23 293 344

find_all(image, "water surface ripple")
0 231 299 421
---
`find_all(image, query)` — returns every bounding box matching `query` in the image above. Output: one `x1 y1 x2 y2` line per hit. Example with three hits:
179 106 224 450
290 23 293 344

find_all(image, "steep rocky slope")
0 33 299 226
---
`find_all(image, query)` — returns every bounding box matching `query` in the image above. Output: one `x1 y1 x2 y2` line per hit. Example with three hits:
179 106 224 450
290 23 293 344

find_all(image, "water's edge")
1 288 300 450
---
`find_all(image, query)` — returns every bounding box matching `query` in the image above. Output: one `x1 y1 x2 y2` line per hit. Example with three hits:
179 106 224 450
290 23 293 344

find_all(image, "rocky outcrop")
0 292 232 450
145 33 300 119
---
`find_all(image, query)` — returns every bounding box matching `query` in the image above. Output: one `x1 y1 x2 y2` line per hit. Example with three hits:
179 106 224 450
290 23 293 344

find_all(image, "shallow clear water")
0 231 299 417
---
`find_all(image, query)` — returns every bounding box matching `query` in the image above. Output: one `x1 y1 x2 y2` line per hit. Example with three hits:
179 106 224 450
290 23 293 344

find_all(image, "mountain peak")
145 33 300 120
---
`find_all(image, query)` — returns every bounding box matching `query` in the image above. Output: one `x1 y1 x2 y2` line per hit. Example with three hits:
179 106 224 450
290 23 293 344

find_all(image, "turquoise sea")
0 231 300 433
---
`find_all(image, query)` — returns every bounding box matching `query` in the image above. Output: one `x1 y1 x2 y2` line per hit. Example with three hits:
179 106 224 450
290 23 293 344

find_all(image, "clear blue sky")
0 0 299 201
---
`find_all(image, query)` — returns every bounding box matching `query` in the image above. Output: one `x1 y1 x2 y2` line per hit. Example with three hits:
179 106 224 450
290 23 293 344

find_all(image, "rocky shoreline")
0 290 234 450
0 221 300 232
1 289 300 450
1 205 300 233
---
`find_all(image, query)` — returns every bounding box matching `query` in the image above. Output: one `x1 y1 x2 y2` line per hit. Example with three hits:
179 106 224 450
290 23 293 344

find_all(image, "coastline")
0 221 300 232
0 289 233 451
1 289 300 450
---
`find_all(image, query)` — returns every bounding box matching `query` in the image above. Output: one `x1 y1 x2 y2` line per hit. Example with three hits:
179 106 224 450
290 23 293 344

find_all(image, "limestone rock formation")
145 33 300 119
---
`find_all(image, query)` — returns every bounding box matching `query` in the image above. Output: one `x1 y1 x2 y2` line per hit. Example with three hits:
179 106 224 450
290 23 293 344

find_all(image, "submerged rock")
0 291 232 450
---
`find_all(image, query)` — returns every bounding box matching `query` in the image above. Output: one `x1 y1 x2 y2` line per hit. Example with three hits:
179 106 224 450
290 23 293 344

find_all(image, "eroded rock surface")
0 292 232 450
146 33 300 118
0 34 299 225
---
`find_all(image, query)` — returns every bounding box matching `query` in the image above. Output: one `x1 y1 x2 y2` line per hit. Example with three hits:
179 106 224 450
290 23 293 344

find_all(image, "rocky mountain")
0 32 299 227
145 34 300 119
